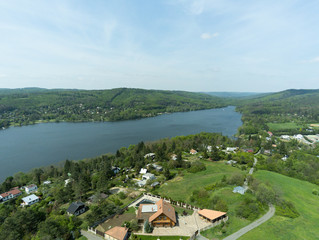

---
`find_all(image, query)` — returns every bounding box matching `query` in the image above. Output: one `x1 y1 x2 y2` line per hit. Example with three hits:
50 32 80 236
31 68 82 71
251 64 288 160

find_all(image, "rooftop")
198 209 227 221
105 226 128 240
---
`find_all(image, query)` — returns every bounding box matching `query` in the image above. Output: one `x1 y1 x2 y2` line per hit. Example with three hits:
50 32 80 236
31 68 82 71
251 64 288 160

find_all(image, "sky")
0 0 319 92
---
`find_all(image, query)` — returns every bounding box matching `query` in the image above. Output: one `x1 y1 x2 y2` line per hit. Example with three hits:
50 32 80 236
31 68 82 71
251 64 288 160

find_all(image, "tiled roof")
149 199 176 223
105 226 128 240
198 209 226 221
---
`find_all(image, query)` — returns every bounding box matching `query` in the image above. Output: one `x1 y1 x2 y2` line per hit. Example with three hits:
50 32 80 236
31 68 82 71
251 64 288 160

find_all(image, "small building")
152 164 163 172
243 148 254 153
280 135 290 140
151 182 160 187
264 150 271 155
0 188 22 202
139 168 147 174
21 194 39 206
190 149 198 154
144 153 156 160
43 180 51 185
25 184 38 194
198 209 227 223
104 226 128 240
226 147 238 153
171 154 177 161
293 134 304 140
136 180 147 187
142 173 156 181
207 145 212 152
233 186 246 195
65 179 73 187
226 160 237 165
267 131 273 136
112 166 121 175
67 201 87 216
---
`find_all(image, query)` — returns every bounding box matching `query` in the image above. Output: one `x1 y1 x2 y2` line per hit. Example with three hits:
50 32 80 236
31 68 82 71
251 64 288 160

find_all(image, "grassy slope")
158 161 241 201
239 170 319 240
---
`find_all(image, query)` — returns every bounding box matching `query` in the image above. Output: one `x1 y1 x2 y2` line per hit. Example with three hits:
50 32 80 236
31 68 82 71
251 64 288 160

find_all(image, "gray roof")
22 194 39 203
141 204 157 213
233 186 246 195
67 201 85 214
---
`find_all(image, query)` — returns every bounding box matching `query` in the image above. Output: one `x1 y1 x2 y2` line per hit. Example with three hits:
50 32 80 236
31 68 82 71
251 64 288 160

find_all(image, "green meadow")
239 170 319 240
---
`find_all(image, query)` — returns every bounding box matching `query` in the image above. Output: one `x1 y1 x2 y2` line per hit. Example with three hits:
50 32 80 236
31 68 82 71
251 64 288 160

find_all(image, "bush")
187 161 206 173
276 200 299 218
236 197 260 220
312 189 319 195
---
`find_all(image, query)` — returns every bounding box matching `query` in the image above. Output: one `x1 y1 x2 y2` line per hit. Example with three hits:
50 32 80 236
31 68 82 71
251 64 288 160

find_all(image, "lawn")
267 122 304 131
137 235 189 240
97 207 136 232
157 161 242 202
238 170 319 240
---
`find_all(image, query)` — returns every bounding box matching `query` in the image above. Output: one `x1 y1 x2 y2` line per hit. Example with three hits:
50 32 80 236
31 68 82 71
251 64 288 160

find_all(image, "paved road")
223 204 275 240
196 234 209 240
81 230 104 240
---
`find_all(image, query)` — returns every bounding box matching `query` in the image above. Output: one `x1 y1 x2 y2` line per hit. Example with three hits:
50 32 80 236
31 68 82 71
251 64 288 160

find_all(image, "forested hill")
235 89 319 134
0 88 227 128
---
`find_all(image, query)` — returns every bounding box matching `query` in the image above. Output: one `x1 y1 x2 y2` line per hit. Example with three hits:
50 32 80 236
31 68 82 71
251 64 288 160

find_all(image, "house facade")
21 194 39 206
67 201 87 216
25 184 38 194
0 188 22 202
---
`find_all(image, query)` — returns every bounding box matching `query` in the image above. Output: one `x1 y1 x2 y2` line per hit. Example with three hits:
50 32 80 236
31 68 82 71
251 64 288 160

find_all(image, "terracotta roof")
198 209 226 221
0 192 10 198
105 226 128 240
149 199 176 223
190 149 197 153
10 189 21 195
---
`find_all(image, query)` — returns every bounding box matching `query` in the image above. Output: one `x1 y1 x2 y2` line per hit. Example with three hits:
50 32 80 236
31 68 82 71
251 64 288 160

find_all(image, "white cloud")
309 57 319 63
200 32 219 39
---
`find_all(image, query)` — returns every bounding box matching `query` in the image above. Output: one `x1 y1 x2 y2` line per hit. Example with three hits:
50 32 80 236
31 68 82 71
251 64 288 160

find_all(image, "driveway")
223 204 275 240
81 230 104 240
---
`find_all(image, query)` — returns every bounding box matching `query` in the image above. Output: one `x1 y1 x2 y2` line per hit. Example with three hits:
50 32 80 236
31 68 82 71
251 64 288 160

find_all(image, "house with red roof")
0 188 22 202
104 226 128 240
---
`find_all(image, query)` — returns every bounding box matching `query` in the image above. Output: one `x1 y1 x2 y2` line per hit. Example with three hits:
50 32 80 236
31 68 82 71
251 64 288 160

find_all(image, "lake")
0 106 242 182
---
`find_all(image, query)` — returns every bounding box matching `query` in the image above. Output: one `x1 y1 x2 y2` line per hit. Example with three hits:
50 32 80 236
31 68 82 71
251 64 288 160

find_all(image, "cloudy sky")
0 0 319 92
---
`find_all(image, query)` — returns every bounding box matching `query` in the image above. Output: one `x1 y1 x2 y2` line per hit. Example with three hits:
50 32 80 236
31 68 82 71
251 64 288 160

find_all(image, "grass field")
238 170 319 240
158 161 242 202
267 122 304 131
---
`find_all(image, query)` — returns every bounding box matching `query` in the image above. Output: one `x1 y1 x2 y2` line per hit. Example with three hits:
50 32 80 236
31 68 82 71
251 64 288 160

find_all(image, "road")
223 204 275 240
81 230 104 240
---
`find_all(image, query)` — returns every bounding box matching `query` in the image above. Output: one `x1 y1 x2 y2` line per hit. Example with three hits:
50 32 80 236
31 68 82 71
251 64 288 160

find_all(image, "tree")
144 219 153 233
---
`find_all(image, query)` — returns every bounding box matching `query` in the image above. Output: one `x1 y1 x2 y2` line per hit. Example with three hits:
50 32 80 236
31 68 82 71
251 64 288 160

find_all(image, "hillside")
0 88 227 128
239 170 319 240
235 89 319 134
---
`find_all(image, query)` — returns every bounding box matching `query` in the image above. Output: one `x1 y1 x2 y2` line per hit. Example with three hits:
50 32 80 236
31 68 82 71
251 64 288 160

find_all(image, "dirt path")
223 204 275 240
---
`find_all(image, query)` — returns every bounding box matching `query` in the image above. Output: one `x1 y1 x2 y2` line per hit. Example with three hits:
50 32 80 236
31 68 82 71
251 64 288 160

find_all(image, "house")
207 145 212 152
67 201 87 216
190 149 198 154
43 180 51 185
281 155 288 161
104 226 128 240
152 164 163 172
280 135 290 140
226 147 238 153
151 182 160 187
171 154 177 161
267 131 273 136
144 153 156 160
264 150 271 155
293 134 304 140
226 160 237 165
112 166 121 174
233 186 246 195
25 184 38 194
139 168 147 174
137 199 176 227
136 180 147 187
21 194 39 206
142 173 156 181
65 179 73 187
243 149 254 153
0 188 22 202
198 209 227 223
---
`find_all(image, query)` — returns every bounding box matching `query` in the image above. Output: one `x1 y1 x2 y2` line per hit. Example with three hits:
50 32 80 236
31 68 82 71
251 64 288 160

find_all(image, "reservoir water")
0 106 242 182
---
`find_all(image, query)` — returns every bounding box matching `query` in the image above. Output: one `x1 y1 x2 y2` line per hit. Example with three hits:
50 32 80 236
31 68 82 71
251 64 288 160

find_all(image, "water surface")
0 106 242 182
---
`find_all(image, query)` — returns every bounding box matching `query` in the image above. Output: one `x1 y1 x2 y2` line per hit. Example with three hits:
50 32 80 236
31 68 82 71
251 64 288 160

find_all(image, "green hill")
239 170 319 240
235 89 319 134
0 88 227 128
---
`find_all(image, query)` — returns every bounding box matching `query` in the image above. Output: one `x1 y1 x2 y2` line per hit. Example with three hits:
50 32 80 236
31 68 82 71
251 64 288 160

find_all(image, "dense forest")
0 88 228 128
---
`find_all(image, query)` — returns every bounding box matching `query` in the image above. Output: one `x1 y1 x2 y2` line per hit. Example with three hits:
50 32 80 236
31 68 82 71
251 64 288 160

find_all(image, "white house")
43 180 51 185
65 179 73 187
293 134 304 140
226 147 238 153
280 135 290 140
136 180 147 187
22 194 39 206
144 153 155 159
207 146 212 152
142 173 156 181
139 168 147 174
0 188 22 202
25 184 38 194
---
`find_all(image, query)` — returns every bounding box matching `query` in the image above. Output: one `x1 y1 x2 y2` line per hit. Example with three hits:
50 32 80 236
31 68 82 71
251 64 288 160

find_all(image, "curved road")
223 204 275 240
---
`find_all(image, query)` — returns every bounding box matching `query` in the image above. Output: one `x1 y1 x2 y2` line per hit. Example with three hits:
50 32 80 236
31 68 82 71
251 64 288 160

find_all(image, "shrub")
276 200 300 218
187 161 206 173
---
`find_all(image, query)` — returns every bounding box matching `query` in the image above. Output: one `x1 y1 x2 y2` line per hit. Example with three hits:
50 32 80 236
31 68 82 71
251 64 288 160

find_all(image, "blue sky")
0 0 319 92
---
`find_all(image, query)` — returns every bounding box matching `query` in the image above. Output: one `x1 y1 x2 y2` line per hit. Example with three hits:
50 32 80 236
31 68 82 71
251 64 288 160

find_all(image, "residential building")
112 166 121 174
190 149 198 154
139 168 147 174
233 186 246 195
144 153 156 160
142 173 156 181
198 209 228 223
67 202 87 216
0 188 22 202
21 194 39 206
104 226 128 240
25 184 38 194
136 180 147 187
137 199 176 227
